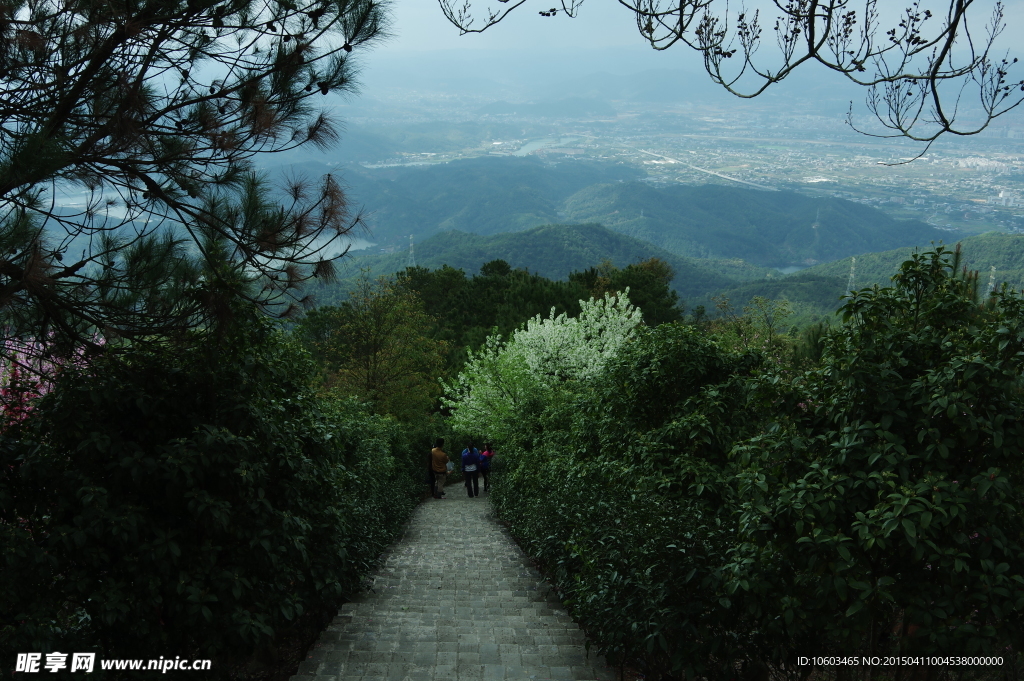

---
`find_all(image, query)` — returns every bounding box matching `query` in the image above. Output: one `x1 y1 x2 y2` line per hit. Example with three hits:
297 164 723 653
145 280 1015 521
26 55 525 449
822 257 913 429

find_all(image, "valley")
298 155 1024 328
265 50 1024 329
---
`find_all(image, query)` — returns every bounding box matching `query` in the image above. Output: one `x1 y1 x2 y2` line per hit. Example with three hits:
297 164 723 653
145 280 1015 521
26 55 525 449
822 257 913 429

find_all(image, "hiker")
431 438 449 499
426 449 437 497
462 441 481 498
480 442 494 493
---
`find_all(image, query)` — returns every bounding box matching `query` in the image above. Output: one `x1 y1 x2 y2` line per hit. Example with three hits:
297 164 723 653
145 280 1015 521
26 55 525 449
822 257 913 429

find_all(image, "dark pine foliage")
0 311 421 676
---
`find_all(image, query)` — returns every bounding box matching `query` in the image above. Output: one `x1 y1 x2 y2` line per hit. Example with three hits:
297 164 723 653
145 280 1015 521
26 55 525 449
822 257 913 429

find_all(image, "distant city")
329 67 1024 237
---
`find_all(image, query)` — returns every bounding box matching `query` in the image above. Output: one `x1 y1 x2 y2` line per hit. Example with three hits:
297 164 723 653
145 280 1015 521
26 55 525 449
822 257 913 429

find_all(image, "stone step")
292 492 617 681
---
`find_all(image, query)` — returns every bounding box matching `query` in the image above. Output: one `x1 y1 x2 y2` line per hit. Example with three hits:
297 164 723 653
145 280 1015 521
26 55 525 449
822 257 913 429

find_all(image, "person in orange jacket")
430 438 450 499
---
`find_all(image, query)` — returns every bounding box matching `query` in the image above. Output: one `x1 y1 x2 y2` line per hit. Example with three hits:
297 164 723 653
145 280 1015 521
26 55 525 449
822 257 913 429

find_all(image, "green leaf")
978 479 993 498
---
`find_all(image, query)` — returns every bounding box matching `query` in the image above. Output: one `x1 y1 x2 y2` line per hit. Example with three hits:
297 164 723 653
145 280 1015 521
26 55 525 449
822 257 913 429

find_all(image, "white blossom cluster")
442 291 642 441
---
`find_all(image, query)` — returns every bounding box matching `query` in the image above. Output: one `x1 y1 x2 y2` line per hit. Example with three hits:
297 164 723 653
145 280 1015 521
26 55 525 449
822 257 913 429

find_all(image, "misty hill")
562 182 949 268
699 232 1024 323
802 231 1024 292
329 157 948 268
343 157 643 243
335 223 772 302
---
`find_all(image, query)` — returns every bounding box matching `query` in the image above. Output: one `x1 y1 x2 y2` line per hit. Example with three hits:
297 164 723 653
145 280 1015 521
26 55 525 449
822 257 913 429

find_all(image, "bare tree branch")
437 0 1024 149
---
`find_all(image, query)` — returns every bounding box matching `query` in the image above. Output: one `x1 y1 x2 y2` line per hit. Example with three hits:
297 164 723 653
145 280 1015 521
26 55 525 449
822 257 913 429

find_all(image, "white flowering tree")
442 291 643 445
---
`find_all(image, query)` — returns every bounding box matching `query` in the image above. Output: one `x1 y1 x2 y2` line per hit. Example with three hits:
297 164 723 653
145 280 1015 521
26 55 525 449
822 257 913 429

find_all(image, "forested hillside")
331 224 1024 330
802 231 1024 292
340 157 642 243
695 232 1024 324
333 223 772 303
308 157 945 270
562 181 947 267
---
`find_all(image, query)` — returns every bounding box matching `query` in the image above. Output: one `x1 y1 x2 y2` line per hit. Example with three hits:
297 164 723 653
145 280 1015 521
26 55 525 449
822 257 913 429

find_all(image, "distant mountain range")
326 156 949 270
336 223 773 303
562 181 948 268
341 157 642 241
279 155 1018 324
330 226 1024 325
691 232 1024 322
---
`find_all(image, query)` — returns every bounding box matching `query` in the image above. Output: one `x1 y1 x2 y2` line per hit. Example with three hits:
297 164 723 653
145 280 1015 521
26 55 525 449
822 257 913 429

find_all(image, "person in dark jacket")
461 441 481 498
427 449 438 497
480 443 494 493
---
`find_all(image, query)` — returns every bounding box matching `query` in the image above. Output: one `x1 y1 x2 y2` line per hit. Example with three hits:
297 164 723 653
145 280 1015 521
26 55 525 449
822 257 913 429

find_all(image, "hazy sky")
382 0 648 51
347 0 1024 110
369 0 1024 72
324 0 1024 145
378 0 1024 53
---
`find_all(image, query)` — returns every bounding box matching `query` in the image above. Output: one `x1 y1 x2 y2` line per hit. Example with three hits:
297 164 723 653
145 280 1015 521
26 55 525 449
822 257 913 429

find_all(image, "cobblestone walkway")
290 486 618 681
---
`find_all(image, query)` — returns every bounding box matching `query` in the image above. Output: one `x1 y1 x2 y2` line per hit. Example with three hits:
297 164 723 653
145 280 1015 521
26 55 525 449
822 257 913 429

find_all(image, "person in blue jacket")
461 441 482 498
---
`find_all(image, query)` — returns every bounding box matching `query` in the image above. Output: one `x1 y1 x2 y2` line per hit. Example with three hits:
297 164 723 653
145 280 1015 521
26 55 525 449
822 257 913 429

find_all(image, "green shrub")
727 246 1024 662
0 314 419 672
485 247 1024 680
490 323 765 679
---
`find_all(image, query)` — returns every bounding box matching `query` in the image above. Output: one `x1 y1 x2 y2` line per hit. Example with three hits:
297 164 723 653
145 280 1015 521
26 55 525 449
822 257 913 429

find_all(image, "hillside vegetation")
694 232 1024 324
342 157 642 243
331 223 1024 329
334 223 773 303
323 157 946 269
444 247 1024 679
803 231 1024 292
563 181 947 267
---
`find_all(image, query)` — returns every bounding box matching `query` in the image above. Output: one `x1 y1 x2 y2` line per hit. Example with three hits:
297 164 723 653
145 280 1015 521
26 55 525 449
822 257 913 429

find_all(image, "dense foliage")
449 247 1024 679
726 248 1024 662
0 313 422 674
569 258 681 326
442 291 643 446
296 275 449 421
366 256 683 372
0 0 385 362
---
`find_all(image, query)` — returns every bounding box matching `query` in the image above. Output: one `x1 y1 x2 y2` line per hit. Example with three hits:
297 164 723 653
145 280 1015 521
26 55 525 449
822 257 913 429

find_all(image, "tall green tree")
0 0 386 364
395 260 591 369
297 275 448 421
570 257 682 326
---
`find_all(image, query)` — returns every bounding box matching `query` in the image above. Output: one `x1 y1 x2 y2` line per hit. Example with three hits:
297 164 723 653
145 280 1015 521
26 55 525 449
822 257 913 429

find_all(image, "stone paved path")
290 485 618 681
